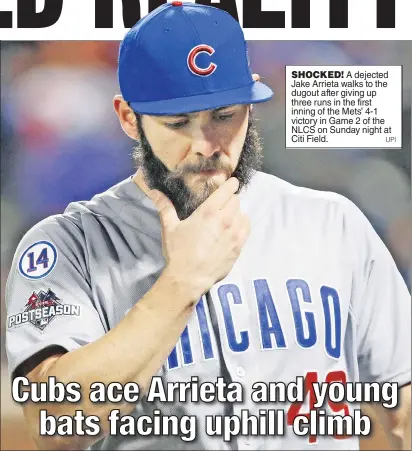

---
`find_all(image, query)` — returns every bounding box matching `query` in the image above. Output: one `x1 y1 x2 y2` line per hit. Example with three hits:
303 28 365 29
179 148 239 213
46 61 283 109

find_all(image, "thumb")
148 189 180 231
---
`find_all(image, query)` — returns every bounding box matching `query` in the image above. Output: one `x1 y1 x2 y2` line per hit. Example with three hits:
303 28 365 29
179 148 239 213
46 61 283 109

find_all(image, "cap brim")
128 81 274 115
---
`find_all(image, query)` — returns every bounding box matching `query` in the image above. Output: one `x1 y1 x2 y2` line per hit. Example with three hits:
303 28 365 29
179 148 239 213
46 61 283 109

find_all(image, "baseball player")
5 2 411 450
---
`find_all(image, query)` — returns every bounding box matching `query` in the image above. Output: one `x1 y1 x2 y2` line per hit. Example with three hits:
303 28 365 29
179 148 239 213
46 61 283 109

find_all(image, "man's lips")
181 168 231 179
198 169 221 175
194 167 230 175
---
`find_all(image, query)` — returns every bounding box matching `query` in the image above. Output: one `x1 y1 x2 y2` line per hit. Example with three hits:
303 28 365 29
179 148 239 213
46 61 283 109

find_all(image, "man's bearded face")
133 111 263 220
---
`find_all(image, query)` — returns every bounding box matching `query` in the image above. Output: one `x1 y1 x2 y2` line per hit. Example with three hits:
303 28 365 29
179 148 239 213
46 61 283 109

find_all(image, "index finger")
198 177 240 212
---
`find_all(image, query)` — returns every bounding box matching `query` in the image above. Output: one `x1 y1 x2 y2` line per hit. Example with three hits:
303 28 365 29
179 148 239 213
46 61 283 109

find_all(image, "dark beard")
132 113 263 220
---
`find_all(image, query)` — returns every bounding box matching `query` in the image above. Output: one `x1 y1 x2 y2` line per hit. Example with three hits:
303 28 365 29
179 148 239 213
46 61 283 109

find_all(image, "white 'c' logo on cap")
187 45 217 77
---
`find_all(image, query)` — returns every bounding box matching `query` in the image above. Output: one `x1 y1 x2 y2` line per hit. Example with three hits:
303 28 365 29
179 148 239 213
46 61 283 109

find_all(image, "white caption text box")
285 66 403 149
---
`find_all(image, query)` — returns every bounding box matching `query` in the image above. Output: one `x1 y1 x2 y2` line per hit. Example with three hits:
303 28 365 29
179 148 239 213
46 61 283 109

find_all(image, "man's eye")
165 120 188 129
216 113 234 121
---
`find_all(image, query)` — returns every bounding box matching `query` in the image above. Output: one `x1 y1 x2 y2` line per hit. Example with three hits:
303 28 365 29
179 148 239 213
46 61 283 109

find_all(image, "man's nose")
191 126 220 157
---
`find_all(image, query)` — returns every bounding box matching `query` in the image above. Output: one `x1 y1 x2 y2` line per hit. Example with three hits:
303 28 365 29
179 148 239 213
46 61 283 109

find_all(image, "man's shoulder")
19 178 140 247
64 177 141 218
248 171 372 250
249 171 357 213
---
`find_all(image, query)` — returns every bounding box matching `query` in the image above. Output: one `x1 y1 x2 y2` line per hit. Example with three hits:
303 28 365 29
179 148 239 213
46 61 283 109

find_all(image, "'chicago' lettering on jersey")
167 278 342 370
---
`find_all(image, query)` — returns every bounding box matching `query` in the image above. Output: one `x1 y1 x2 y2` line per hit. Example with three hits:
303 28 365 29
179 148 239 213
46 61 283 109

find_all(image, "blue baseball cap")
118 1 273 115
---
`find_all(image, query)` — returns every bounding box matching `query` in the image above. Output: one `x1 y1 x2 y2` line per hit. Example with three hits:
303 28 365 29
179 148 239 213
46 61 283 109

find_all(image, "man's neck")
132 169 151 198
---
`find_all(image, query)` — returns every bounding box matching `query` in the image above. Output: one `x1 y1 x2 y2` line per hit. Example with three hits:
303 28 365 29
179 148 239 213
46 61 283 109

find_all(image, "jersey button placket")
236 366 245 378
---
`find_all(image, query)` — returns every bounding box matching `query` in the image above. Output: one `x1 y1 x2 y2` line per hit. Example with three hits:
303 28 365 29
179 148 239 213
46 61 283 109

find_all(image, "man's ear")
113 95 140 140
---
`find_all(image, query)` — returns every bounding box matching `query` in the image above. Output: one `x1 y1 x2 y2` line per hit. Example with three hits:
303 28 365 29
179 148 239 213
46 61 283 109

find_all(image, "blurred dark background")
1 41 411 450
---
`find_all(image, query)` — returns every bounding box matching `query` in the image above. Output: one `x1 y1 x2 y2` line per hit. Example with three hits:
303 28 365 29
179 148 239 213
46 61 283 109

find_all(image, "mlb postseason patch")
7 289 80 332
18 241 58 280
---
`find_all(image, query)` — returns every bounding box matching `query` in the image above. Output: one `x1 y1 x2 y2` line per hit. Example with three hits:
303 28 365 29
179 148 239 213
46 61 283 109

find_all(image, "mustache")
165 154 232 182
